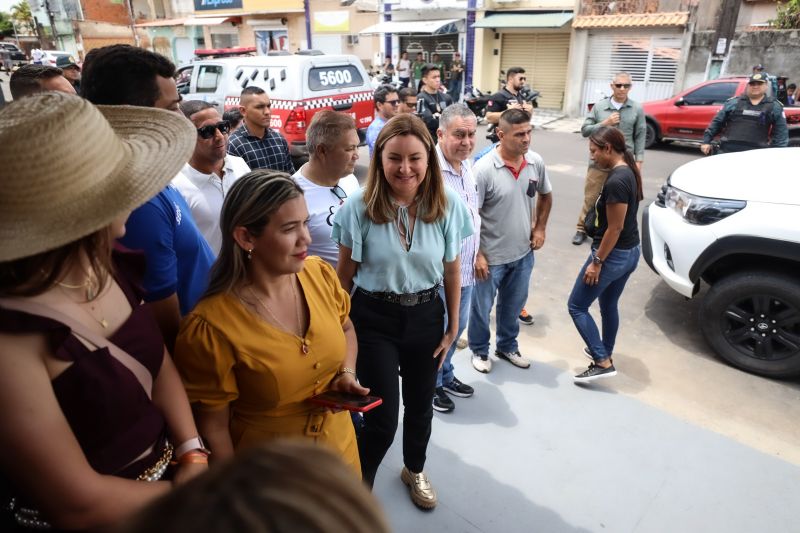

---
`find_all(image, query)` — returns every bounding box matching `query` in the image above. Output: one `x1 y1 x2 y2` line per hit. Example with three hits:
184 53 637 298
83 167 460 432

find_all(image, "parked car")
643 77 800 149
35 50 73 67
642 147 800 378
0 42 27 70
180 52 374 167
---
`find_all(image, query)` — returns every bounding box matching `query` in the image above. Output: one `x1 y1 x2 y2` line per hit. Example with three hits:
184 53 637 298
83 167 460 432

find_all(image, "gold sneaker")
401 466 437 509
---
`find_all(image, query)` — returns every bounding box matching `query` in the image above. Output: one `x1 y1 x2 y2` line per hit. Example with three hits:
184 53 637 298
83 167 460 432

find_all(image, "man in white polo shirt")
469 108 552 373
292 110 361 266
172 100 250 254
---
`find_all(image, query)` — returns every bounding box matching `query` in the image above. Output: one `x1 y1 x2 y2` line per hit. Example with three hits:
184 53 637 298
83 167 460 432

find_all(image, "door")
582 31 683 113
500 33 570 110
664 80 741 139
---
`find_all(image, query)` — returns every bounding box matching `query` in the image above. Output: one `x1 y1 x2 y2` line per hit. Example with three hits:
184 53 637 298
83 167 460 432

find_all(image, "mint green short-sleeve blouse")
332 186 473 294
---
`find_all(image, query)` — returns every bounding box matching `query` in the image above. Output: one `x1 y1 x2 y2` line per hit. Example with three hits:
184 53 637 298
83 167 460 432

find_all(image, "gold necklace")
57 271 100 301
248 277 309 355
57 285 109 329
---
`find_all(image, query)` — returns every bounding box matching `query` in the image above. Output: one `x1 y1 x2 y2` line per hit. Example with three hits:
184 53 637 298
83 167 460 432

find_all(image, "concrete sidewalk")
373 348 800 533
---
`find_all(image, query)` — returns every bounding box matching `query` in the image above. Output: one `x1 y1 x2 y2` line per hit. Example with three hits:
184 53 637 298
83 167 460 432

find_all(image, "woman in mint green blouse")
332 114 472 509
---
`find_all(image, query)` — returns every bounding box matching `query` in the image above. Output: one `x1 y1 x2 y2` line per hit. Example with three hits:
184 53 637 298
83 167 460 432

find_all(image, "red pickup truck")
643 77 800 148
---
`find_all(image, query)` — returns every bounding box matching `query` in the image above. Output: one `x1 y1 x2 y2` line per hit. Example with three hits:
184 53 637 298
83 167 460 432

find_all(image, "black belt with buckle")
357 284 440 307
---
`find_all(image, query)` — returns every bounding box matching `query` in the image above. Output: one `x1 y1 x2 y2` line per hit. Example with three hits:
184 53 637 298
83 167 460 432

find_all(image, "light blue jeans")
468 251 534 355
437 284 473 387
567 245 640 364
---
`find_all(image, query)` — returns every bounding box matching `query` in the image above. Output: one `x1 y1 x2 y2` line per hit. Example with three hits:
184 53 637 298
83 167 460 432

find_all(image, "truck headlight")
664 186 746 225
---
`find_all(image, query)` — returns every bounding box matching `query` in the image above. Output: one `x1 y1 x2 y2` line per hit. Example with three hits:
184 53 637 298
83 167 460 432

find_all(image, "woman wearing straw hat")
0 92 208 531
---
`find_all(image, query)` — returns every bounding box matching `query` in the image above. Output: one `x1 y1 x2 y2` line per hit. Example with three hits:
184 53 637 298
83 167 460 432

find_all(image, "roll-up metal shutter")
500 33 570 110
581 31 682 113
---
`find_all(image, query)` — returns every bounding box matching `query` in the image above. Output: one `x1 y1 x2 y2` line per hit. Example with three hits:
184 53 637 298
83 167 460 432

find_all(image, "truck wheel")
701 271 800 378
645 121 658 149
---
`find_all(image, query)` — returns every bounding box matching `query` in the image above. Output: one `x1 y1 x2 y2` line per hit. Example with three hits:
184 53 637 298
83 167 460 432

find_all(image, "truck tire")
701 271 800 378
645 121 658 149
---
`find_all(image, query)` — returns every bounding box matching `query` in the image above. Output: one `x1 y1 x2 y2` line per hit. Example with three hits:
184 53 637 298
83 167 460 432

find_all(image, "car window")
683 82 739 105
196 65 223 93
308 65 364 91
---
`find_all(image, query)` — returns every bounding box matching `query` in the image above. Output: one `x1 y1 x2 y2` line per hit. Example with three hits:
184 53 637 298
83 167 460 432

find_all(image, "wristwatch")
592 255 604 265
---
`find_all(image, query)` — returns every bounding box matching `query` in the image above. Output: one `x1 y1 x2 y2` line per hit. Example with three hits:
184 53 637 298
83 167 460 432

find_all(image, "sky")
1 0 19 15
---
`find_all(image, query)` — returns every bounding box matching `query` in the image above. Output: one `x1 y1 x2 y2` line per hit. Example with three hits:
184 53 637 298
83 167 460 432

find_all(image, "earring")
247 248 253 260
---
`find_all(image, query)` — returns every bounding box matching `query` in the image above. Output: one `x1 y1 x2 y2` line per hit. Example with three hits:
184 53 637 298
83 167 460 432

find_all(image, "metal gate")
500 33 571 110
581 31 682 112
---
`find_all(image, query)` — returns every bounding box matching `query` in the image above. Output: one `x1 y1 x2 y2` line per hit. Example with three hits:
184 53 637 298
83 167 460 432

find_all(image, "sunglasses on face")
614 83 632 89
385 99 400 106
197 121 231 139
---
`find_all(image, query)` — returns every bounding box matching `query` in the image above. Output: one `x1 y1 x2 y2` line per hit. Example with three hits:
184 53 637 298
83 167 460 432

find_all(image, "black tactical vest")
722 97 775 149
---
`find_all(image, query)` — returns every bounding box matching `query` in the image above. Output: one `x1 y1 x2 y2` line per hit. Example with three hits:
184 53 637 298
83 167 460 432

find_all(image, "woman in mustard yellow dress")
174 170 369 474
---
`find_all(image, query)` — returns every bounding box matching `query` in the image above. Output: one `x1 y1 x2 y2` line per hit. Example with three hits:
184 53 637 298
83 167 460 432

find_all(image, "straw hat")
0 92 196 262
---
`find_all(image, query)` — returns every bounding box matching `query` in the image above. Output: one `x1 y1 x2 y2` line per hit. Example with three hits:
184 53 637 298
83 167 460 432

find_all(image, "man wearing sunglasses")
172 100 251 254
573 71 645 246
366 84 400 157
700 72 788 155
485 67 533 127
292 110 361 266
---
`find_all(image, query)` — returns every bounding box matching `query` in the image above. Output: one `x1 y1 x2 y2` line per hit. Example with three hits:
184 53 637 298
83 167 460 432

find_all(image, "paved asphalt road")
355 124 800 532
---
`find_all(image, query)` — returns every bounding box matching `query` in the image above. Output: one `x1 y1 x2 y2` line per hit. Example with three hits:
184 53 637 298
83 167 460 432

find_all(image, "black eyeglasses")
197 121 231 139
614 83 632 89
330 185 348 205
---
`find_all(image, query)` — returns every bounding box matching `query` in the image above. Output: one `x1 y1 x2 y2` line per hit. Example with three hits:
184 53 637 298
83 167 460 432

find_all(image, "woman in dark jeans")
568 126 643 383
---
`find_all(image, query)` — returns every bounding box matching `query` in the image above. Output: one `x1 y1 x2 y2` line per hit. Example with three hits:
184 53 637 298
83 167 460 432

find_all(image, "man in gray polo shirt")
468 108 553 373
572 71 644 245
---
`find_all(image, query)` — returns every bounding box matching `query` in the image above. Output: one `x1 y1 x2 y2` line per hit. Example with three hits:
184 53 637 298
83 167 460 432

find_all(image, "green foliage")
0 12 15 38
773 0 800 29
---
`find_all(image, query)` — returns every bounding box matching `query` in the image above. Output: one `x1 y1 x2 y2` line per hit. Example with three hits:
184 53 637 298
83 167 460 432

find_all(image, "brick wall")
82 0 131 26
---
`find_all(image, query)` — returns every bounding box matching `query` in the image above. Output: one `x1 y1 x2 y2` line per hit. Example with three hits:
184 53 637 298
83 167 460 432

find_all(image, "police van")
180 52 374 162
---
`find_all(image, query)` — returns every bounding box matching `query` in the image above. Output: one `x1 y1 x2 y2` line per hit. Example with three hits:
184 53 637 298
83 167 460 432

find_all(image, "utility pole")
465 0 476 92
125 0 141 47
42 0 61 49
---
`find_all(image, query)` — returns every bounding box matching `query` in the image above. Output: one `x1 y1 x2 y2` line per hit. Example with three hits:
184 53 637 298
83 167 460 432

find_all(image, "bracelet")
175 436 210 459
336 367 356 377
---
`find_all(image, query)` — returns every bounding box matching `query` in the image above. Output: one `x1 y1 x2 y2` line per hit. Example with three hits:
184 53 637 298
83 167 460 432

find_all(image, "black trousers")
349 290 444 487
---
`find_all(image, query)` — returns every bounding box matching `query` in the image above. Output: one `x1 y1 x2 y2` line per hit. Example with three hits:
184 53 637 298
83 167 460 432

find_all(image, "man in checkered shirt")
227 86 295 174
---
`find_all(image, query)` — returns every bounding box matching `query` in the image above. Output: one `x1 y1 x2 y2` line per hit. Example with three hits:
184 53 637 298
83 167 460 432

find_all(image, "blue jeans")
567 246 640 363
437 284 473 387
448 78 462 101
468 250 534 355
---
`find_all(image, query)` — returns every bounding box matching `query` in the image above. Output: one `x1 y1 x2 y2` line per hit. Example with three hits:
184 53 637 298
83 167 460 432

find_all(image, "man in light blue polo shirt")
433 103 480 413
366 84 399 157
469 108 553 373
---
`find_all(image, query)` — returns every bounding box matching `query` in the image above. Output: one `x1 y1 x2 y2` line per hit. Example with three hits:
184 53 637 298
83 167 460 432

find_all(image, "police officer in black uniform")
485 67 533 125
416 63 453 140
701 72 788 154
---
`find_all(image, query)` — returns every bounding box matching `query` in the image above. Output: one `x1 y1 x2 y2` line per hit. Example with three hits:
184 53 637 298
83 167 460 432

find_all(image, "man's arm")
280 135 296 174
633 104 646 162
531 192 552 250
770 105 789 147
581 105 601 138
702 102 731 145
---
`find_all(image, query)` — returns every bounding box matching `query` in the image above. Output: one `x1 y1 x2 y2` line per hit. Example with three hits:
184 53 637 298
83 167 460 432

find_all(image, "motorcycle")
464 86 492 123
485 84 542 142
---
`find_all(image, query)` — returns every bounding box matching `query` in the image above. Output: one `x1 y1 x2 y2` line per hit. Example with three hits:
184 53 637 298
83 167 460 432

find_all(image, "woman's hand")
583 262 602 286
330 373 370 396
172 461 207 486
432 328 457 370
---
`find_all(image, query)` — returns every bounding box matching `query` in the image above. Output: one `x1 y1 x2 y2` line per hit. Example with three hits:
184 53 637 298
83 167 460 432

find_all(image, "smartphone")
309 391 383 413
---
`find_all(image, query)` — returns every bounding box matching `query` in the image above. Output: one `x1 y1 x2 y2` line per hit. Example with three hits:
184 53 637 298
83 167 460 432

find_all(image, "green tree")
0 12 15 38
11 1 36 35
773 0 800 29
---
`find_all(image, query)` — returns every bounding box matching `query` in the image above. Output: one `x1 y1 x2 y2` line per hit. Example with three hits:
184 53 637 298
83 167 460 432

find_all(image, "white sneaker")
471 353 492 373
495 350 531 369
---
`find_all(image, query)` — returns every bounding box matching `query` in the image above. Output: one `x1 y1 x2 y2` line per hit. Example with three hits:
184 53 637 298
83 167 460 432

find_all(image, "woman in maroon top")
0 93 205 531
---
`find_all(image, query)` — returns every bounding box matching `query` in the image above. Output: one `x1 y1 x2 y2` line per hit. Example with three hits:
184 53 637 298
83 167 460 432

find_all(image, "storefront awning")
184 17 232 26
359 19 461 35
472 12 573 29
135 18 187 28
